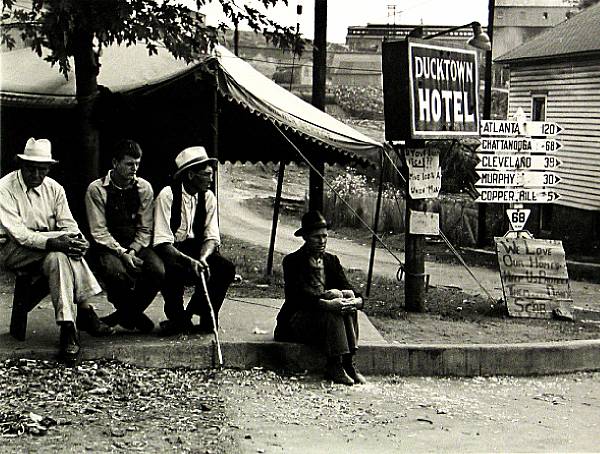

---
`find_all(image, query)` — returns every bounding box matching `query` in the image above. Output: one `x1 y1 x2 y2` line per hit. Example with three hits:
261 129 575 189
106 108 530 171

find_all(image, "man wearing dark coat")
274 210 367 385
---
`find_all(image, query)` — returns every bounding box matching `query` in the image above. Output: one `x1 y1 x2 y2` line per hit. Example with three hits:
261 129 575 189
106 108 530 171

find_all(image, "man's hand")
47 233 88 259
190 257 210 280
121 250 143 273
319 297 354 313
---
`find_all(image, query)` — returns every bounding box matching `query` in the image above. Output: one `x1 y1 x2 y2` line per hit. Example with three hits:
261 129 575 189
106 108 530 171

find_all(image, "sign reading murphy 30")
382 39 480 141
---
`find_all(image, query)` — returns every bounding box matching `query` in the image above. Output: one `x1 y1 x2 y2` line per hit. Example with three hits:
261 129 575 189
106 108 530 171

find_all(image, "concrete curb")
4 337 600 377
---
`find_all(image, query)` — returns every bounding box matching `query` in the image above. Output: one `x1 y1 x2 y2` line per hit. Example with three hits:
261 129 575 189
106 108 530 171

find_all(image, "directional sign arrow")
476 154 562 171
476 171 562 187
475 188 561 204
477 137 562 153
480 120 563 137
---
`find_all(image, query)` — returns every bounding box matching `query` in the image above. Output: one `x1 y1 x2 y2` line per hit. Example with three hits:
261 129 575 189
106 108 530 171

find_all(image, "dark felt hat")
294 210 329 237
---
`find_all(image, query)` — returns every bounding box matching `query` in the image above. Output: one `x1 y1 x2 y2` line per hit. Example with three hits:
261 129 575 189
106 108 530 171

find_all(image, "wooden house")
496 3 600 253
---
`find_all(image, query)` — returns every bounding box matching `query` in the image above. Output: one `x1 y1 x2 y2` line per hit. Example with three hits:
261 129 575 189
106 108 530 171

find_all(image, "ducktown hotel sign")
382 39 480 140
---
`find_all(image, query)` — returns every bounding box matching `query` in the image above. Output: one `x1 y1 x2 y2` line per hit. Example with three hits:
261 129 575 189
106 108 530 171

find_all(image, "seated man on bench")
0 138 113 365
274 210 367 386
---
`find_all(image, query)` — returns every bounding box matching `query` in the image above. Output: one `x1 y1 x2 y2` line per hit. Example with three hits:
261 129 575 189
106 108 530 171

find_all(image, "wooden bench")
9 270 49 341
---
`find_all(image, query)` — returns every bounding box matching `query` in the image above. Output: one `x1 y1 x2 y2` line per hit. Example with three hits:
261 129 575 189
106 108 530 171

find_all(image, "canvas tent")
0 44 382 186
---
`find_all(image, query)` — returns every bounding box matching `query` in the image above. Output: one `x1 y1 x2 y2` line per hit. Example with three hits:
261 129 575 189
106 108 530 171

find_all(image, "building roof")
496 0 575 7
496 3 600 63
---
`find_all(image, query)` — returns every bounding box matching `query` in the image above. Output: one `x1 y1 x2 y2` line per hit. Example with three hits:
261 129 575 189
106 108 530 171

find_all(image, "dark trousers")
95 247 165 321
157 239 235 329
285 310 359 358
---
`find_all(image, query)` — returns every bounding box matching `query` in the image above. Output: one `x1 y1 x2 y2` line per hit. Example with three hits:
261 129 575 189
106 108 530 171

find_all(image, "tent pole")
266 161 286 275
366 149 385 297
211 66 220 219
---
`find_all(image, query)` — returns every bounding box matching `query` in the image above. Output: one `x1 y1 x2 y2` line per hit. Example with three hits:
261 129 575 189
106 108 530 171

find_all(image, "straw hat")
173 146 217 179
17 138 58 164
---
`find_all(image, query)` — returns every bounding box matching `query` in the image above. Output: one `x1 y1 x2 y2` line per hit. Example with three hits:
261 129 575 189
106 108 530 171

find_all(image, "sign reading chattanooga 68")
495 237 573 319
382 39 480 141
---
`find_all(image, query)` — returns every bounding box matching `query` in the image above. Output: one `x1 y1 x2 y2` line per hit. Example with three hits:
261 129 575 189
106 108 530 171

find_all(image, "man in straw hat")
153 145 235 335
274 210 367 385
85 139 164 333
0 138 114 365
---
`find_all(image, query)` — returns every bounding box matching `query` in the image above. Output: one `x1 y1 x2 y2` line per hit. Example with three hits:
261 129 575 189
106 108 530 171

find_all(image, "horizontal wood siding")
507 60 600 211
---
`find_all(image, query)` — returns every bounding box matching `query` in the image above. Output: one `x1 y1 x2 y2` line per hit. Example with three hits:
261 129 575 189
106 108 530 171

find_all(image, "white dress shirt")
153 185 220 247
0 170 80 250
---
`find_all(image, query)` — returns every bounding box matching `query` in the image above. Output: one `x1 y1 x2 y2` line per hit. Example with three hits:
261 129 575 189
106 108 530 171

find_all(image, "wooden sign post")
383 38 480 312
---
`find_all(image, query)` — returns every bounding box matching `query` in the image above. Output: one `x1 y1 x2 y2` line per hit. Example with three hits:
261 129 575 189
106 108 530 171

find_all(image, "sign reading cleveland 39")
383 39 480 141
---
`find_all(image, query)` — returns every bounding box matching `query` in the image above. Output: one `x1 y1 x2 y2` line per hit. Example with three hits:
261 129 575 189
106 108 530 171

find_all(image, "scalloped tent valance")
1 44 382 168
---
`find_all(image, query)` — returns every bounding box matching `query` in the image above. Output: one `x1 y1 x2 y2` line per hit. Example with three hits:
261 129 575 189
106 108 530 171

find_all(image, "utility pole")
403 142 426 312
477 0 495 246
309 0 327 212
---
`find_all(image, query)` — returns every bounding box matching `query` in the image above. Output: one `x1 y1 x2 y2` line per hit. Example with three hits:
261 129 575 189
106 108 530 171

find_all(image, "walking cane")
199 271 223 367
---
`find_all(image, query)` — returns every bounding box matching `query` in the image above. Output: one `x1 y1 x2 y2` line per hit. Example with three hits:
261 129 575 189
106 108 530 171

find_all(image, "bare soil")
222 163 600 345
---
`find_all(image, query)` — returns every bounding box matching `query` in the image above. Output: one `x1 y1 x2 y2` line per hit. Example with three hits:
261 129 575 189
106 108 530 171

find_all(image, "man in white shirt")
0 138 113 365
85 140 164 332
153 146 235 335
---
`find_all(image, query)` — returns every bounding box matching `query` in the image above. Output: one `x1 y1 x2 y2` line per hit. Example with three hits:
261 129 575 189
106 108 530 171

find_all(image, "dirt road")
218 166 600 309
225 370 600 453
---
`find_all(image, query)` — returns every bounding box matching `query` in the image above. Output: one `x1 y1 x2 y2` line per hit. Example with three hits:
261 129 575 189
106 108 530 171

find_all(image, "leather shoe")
133 313 155 333
325 362 354 386
77 307 115 337
158 319 194 336
100 311 134 330
344 362 367 385
59 323 80 366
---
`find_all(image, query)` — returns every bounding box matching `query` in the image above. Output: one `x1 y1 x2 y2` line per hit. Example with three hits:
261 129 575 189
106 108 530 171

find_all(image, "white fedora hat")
17 138 58 164
173 146 217 179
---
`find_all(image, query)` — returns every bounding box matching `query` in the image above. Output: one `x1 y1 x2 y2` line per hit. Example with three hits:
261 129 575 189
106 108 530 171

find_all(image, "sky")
197 0 490 44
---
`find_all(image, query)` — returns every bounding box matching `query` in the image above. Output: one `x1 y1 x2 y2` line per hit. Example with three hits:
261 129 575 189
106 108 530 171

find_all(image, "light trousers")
0 240 102 323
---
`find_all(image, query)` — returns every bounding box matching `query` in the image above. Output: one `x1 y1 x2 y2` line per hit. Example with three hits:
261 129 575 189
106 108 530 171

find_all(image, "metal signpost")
475 118 573 318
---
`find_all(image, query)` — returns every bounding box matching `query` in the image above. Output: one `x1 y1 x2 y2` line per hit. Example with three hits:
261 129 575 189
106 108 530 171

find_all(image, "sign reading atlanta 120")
409 42 480 138
382 39 480 141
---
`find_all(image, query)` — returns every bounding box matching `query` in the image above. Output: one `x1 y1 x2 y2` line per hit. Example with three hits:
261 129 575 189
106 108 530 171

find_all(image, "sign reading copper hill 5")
382 39 480 141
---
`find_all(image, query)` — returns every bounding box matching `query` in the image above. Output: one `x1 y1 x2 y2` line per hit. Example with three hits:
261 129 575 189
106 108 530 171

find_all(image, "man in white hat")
153 146 235 335
0 138 114 364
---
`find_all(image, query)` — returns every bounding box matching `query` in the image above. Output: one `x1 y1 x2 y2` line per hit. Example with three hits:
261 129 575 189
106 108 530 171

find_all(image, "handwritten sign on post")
495 237 573 319
405 148 442 199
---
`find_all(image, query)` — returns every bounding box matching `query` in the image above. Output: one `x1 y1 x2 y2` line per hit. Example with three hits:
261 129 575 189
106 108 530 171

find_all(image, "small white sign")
476 171 561 188
480 120 563 137
506 208 531 231
406 148 441 199
409 210 440 235
477 137 561 153
476 154 562 171
475 188 560 204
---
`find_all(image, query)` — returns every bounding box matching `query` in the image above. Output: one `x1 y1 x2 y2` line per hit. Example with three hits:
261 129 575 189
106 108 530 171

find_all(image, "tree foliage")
579 0 600 9
1 0 303 78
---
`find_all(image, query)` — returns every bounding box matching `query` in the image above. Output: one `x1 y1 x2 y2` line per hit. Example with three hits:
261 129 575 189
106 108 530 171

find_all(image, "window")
531 95 547 121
